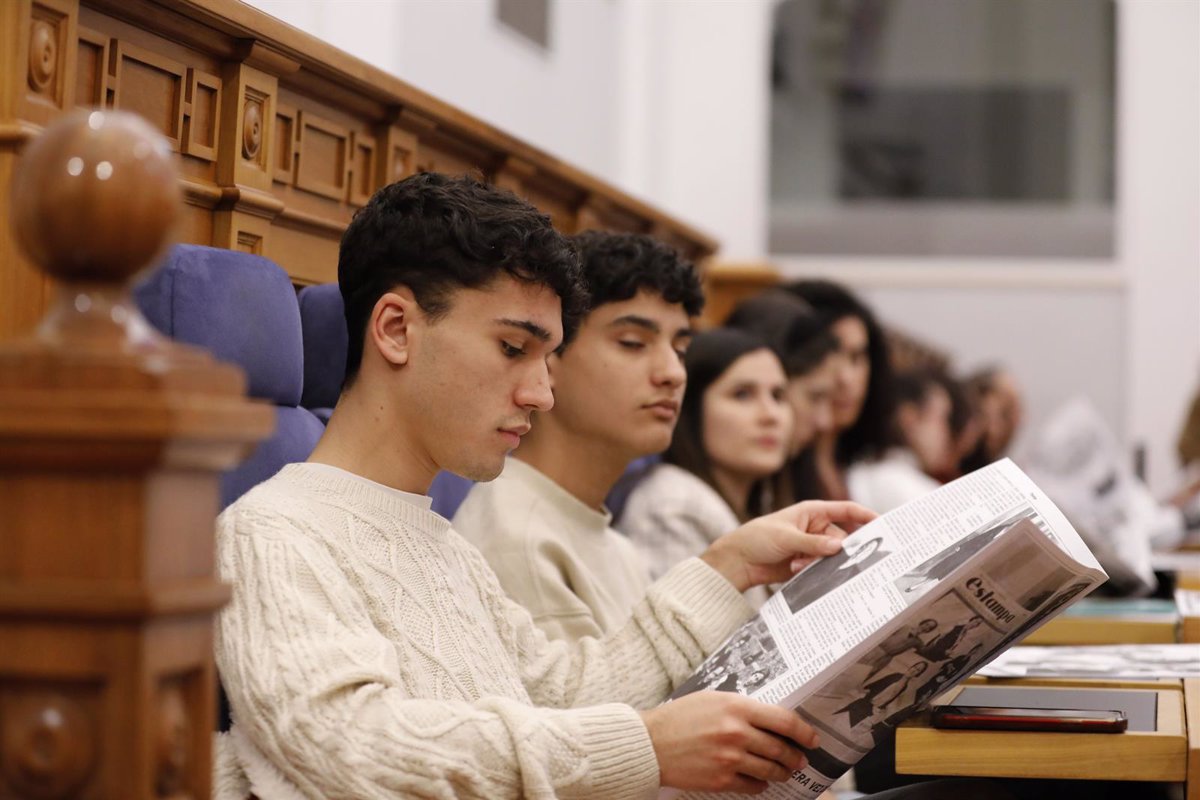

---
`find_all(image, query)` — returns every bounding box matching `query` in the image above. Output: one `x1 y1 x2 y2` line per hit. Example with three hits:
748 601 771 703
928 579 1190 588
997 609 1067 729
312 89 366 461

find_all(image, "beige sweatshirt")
454 457 652 642
214 463 752 799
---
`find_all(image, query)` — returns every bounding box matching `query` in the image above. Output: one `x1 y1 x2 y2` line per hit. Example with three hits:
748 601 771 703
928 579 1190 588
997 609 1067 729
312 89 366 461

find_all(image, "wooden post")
0 109 271 799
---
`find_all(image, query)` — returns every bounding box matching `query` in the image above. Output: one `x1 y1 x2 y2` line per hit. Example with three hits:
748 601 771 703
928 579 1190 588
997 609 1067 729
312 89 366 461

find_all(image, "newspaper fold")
664 458 1106 800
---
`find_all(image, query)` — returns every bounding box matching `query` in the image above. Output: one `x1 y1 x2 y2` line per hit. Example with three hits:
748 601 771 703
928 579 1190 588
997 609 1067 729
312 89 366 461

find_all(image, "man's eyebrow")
608 315 697 343
608 314 660 333
494 318 552 342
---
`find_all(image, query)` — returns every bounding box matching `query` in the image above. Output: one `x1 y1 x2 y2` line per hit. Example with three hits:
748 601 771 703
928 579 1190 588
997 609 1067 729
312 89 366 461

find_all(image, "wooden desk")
1023 598 1179 645
896 678 1200 797
1020 593 1200 645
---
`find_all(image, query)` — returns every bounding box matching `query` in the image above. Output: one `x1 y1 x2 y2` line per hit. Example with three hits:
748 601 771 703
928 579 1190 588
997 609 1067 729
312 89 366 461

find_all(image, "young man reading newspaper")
213 174 894 799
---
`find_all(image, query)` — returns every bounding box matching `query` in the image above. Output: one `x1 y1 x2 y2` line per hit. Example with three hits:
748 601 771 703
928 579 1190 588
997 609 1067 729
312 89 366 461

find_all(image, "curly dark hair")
568 231 704 334
338 172 586 385
784 279 895 467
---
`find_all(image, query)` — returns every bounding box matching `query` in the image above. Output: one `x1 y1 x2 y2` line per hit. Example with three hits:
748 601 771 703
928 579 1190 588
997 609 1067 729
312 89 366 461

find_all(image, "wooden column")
0 110 271 798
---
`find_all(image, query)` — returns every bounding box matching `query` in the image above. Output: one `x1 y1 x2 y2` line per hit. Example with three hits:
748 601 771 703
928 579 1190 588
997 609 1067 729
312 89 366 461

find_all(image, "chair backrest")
134 244 325 508
297 282 348 423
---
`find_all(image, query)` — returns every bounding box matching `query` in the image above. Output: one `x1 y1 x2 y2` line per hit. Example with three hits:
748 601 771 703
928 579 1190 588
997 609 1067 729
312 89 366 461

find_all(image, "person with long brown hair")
785 280 897 501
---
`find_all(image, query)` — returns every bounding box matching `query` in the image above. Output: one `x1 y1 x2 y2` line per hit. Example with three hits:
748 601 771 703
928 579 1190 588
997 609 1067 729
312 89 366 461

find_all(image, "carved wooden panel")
111 40 185 150
154 677 191 800
219 62 277 193
577 196 648 236
181 67 220 162
348 131 376 207
273 101 298 184
21 0 78 126
493 156 536 196
377 125 418 188
295 110 350 201
74 26 108 109
214 210 270 257
415 140 492 180
241 92 266 168
513 173 579 234
0 682 100 799
651 222 700 260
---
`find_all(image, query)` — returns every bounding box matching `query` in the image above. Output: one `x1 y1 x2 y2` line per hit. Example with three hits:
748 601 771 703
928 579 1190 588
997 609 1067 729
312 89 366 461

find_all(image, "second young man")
454 232 783 641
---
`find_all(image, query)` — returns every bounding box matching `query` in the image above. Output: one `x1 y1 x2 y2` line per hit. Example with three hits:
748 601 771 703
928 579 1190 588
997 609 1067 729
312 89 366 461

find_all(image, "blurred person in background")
784 279 896 501
847 368 951 513
936 371 982 482
960 366 1023 474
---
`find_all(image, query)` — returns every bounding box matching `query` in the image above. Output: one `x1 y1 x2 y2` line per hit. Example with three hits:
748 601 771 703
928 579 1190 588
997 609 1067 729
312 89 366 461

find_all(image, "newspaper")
1022 397 1185 595
663 458 1107 800
978 643 1200 679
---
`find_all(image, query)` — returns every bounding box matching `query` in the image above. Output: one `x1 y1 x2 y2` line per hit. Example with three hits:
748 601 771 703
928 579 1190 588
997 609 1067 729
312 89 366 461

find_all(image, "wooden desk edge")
896 684 1188 783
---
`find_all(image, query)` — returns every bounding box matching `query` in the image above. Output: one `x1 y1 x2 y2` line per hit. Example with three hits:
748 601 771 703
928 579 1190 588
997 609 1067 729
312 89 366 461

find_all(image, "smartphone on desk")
929 705 1128 733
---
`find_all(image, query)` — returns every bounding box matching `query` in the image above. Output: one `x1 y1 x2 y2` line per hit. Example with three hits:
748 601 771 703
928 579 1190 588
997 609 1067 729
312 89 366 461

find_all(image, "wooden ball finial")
10 110 181 285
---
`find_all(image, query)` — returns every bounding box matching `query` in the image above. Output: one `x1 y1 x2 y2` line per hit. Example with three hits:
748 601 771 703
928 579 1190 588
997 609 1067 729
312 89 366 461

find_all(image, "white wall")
1118 1 1200 493
615 0 776 259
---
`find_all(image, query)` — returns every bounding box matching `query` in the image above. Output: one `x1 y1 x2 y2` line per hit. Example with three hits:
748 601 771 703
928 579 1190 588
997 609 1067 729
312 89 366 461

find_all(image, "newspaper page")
1022 397 1184 594
662 458 1107 800
978 644 1200 679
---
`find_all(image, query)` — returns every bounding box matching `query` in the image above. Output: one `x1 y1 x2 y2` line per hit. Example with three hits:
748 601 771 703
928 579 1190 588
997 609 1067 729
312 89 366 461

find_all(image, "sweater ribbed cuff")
558 703 660 800
659 558 755 654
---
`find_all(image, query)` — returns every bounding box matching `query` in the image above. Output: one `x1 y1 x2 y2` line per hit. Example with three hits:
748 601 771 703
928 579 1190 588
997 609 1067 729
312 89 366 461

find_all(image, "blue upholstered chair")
135 245 325 510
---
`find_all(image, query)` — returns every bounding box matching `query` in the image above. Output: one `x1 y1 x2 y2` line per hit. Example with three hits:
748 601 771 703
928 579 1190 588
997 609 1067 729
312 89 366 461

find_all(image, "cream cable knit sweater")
214 463 753 799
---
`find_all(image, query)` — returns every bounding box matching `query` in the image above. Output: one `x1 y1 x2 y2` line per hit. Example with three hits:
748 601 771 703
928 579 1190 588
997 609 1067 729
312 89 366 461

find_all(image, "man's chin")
631 430 673 460
452 456 507 483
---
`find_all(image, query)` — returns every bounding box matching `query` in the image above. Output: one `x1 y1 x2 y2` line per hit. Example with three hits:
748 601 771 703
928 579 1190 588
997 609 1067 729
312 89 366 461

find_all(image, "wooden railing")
0 0 719 339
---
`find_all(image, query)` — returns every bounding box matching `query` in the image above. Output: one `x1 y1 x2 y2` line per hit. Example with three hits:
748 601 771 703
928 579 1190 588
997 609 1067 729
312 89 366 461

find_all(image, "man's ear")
369 287 420 368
